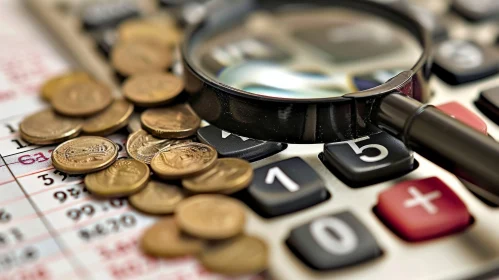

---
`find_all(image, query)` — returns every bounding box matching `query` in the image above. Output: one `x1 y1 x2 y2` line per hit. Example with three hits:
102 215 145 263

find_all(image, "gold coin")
129 180 184 214
111 41 172 77
51 136 118 174
82 99 134 136
127 113 142 134
123 73 184 107
182 158 253 194
199 235 268 276
126 130 193 164
175 195 245 239
140 218 204 258
40 71 93 101
117 19 181 49
51 80 113 117
141 104 201 139
20 109 83 145
150 142 217 180
85 159 150 197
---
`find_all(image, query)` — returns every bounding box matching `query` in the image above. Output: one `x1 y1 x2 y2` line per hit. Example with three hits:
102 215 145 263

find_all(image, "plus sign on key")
376 177 471 242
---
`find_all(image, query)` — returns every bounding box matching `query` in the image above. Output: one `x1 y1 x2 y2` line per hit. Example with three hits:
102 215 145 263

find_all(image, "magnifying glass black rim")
181 0 432 104
181 0 433 143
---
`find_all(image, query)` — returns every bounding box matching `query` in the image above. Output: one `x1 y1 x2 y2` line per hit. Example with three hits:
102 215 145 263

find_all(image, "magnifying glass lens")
190 7 422 99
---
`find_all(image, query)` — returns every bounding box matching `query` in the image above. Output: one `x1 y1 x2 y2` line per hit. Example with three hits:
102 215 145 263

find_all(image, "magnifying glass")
181 0 499 197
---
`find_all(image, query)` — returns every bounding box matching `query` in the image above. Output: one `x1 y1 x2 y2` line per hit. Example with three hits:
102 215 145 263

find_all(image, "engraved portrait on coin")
126 130 193 164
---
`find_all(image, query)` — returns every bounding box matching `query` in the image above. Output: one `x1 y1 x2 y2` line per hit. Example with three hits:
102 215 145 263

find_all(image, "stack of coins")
20 15 269 277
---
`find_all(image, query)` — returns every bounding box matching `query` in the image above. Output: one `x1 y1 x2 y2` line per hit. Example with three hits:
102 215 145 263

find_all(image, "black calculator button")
476 87 499 125
244 157 329 217
452 0 499 22
323 132 414 187
81 0 139 31
197 125 286 162
286 211 382 270
433 40 499 85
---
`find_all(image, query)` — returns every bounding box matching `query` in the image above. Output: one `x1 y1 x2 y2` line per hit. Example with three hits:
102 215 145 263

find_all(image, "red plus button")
437 101 488 134
377 177 471 242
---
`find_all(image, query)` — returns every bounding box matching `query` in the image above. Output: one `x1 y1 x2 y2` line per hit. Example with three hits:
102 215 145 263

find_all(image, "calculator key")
476 87 499 125
323 132 414 187
80 0 139 31
452 0 499 22
197 125 286 162
244 157 329 217
286 211 382 270
437 101 488 134
433 40 499 85
376 177 471 241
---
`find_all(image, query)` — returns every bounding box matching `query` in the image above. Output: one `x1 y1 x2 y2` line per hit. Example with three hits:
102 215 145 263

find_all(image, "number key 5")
323 132 415 187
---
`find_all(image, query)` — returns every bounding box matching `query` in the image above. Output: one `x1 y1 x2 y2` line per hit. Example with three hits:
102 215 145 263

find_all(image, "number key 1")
323 132 414 187
243 157 329 218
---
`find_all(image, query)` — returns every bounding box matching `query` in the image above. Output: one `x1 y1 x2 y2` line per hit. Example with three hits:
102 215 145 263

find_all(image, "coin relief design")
175 195 246 239
82 99 134 135
85 159 150 197
182 158 253 194
111 41 172 76
123 73 184 106
126 130 193 164
200 235 268 275
129 181 184 214
141 104 201 138
150 142 217 179
51 80 113 117
20 109 83 145
52 136 118 174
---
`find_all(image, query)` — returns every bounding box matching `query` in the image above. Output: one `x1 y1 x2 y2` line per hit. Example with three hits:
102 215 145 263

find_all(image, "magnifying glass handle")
377 93 499 196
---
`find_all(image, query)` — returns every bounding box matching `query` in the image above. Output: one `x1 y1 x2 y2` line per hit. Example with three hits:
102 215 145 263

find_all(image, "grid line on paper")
0 154 89 279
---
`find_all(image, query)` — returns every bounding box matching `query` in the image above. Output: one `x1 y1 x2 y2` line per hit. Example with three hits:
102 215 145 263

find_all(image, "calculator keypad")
323 132 414 187
286 211 382 270
243 157 329 217
376 177 471 241
437 101 488 134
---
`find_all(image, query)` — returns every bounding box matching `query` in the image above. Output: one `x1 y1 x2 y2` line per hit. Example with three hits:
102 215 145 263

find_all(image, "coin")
111 41 172 77
85 159 150 197
127 113 142 134
40 71 93 101
122 73 184 107
20 109 83 145
175 195 245 239
126 130 193 164
182 158 253 194
150 142 217 180
51 80 113 117
141 218 204 258
141 104 201 139
199 235 268 276
117 19 181 49
82 99 134 136
51 136 118 174
129 180 184 214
